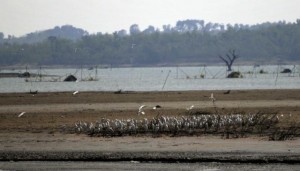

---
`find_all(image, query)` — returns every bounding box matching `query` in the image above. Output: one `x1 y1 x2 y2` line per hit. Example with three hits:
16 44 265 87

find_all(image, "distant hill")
0 19 300 66
2 25 88 44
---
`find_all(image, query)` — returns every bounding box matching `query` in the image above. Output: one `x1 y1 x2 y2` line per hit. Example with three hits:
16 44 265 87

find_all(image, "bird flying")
18 112 26 117
138 105 146 115
187 105 194 111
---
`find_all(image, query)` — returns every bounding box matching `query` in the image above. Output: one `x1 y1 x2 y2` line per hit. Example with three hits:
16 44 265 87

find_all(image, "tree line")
0 19 300 66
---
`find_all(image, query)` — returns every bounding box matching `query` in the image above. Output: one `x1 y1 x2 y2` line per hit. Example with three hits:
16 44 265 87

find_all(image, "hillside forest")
0 19 300 67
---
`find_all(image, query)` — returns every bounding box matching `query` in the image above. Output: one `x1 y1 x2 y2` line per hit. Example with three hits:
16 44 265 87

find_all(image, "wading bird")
209 93 216 104
224 90 231 94
73 113 280 137
153 105 162 118
153 105 161 110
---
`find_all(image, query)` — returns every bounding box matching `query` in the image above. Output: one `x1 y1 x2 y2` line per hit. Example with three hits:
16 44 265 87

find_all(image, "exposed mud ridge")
0 151 299 163
1 90 300 166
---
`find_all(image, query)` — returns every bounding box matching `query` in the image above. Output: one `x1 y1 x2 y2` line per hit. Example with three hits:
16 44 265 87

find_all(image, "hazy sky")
1 0 300 37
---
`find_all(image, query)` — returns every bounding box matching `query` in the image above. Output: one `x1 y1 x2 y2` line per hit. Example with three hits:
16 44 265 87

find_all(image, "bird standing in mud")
186 105 194 111
153 105 161 110
209 93 216 105
153 105 162 118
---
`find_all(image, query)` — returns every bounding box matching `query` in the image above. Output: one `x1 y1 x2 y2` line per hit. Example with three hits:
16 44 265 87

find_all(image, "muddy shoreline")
1 151 299 163
0 89 299 163
1 89 300 105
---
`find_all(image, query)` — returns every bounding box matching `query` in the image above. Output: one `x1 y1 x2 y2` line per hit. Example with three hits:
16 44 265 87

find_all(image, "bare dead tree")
219 49 239 71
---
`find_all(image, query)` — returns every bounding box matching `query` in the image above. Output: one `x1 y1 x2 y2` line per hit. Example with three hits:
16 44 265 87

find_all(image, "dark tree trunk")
219 49 239 71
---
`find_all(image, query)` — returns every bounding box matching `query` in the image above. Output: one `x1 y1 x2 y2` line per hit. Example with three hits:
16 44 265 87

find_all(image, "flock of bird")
17 90 80 118
17 92 214 118
17 91 290 138
73 112 281 137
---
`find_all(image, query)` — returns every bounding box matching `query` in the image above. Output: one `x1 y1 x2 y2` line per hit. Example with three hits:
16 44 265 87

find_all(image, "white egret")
73 91 79 95
186 105 194 111
138 105 147 115
209 93 216 104
18 112 26 117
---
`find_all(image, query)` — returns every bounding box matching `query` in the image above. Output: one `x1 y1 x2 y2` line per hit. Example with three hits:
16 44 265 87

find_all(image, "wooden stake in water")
80 65 83 81
38 66 42 81
275 65 279 86
95 65 98 80
176 65 178 79
291 65 296 77
162 70 171 90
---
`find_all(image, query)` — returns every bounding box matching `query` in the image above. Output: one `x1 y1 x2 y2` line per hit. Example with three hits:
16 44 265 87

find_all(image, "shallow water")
0 65 299 93
0 161 299 171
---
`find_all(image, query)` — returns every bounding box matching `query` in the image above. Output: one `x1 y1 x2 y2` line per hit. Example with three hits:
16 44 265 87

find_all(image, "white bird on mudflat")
138 105 147 115
186 105 194 111
209 93 216 103
73 91 79 95
18 112 26 117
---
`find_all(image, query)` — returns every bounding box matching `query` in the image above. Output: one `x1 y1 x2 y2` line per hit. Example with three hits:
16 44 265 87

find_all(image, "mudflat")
0 89 299 162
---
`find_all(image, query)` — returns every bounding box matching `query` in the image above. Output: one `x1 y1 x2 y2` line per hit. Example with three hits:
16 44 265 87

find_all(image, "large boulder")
227 71 242 78
281 68 292 73
64 75 77 82
18 72 30 78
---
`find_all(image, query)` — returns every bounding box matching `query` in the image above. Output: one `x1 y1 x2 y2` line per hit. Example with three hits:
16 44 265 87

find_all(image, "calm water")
0 65 299 93
0 161 299 171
